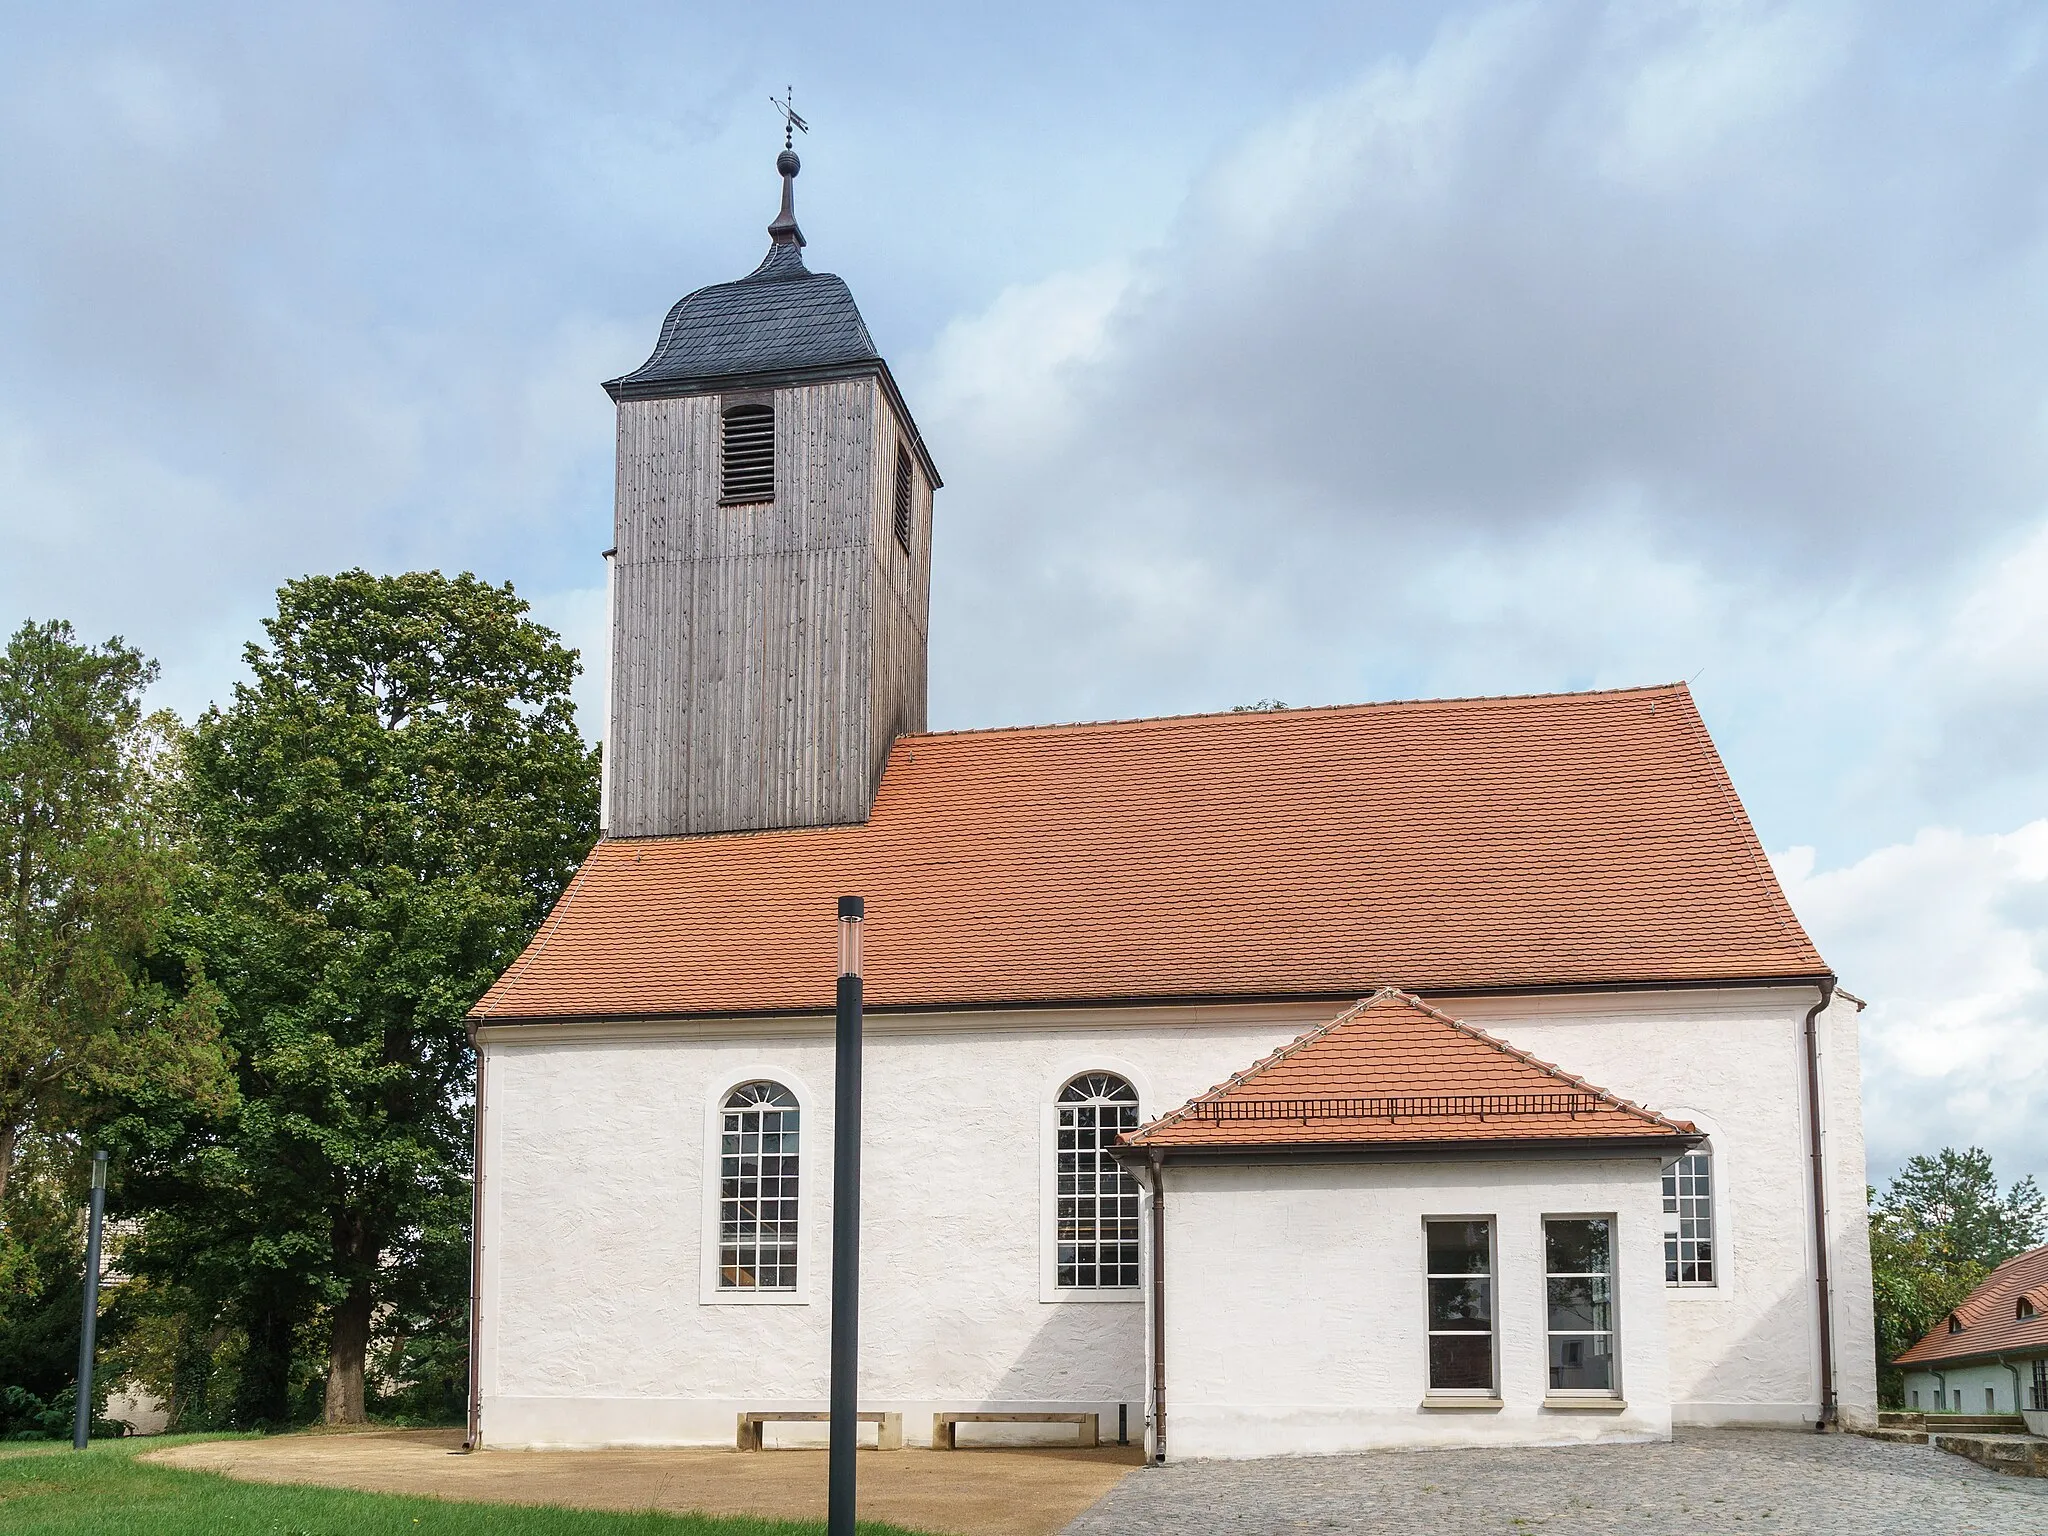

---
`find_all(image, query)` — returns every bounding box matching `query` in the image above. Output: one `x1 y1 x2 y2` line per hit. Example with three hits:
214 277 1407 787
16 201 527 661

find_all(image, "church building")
466 148 1878 1458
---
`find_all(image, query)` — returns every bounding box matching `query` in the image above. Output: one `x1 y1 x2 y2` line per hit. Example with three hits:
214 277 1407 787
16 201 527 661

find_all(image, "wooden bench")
931 1411 1099 1450
736 1411 903 1451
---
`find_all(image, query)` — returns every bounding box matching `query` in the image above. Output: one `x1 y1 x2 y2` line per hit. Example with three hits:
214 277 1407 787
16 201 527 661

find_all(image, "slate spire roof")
1119 989 1700 1153
604 147 882 401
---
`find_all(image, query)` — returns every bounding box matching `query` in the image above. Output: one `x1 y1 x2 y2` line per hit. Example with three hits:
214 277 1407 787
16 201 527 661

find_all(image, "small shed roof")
1119 988 1697 1154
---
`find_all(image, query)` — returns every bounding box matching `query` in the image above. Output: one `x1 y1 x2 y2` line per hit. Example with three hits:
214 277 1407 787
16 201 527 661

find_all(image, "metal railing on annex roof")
1185 1092 1610 1123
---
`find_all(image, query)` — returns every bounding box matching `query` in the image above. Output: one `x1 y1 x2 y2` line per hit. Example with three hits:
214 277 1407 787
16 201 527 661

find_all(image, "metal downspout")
1148 1151 1167 1464
1999 1356 2024 1416
1804 980 1838 1430
464 1039 488 1450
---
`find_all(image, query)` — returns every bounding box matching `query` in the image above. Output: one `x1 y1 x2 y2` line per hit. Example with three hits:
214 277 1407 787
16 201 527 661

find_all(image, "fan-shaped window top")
2019 1294 2038 1321
1055 1073 1140 1288
720 1080 799 1290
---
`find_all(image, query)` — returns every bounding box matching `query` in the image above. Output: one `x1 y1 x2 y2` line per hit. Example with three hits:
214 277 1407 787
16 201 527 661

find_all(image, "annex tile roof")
1120 989 1698 1151
472 683 1826 1024
1894 1244 2048 1366
605 241 882 401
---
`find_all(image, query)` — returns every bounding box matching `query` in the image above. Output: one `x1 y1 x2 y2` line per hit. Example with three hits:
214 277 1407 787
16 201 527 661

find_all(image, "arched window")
1056 1073 1141 1289
1947 1312 1964 1334
720 402 775 503
1662 1148 1715 1286
720 1081 798 1291
2017 1294 2037 1321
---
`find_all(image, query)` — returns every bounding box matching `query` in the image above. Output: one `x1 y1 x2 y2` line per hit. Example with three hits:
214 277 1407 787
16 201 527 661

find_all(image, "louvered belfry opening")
721 402 775 503
892 442 914 552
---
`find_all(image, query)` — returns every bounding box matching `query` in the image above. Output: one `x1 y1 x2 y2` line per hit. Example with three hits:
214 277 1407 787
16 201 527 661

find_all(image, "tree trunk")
0 1120 16 1207
233 1308 295 1428
323 1282 374 1425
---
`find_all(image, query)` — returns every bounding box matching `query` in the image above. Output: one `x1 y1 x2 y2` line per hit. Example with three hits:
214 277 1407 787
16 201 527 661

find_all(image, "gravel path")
1062 1428 2048 1535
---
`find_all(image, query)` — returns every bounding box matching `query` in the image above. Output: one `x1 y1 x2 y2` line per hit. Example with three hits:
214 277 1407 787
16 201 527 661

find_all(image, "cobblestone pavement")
1061 1429 2048 1535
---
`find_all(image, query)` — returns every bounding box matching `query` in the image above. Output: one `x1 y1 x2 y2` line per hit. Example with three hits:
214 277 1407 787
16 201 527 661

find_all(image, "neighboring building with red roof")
465 154 1878 1458
1894 1245 2048 1418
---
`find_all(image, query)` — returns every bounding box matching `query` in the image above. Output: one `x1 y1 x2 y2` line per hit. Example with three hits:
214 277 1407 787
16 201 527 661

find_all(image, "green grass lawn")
0 1435 927 1536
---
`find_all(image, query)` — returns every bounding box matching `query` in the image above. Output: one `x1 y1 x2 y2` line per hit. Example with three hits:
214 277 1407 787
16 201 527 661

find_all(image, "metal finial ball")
777 148 801 178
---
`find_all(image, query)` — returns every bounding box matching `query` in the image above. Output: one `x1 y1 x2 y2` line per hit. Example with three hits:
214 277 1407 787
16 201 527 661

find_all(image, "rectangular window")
892 443 914 553
1546 1217 1617 1393
2032 1359 2046 1412
1987 1386 1997 1413
1910 1389 1919 1408
1663 1150 1715 1285
1425 1219 1495 1392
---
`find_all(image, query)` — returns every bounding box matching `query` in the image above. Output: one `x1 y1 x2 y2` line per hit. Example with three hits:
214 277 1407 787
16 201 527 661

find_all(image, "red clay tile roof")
472 683 1825 1023
1120 989 1697 1150
1894 1244 2048 1366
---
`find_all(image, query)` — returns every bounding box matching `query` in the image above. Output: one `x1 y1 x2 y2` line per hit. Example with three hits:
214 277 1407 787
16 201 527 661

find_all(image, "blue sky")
3 0 2045 1192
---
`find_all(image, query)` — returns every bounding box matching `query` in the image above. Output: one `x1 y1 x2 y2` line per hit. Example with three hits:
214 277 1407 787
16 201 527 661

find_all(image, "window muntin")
1424 1219 1495 1391
721 403 775 503
2032 1358 2047 1413
1662 1149 1715 1285
1546 1217 1617 1393
719 1081 799 1290
892 443 914 553
1056 1073 1140 1288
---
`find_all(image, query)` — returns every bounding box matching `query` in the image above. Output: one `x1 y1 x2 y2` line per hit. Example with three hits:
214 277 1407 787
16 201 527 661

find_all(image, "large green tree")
0 618 227 1207
0 618 229 1434
1870 1146 2045 1403
161 571 597 1424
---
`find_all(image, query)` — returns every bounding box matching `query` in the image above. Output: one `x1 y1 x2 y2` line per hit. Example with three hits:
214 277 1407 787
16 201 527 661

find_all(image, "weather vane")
771 87 809 151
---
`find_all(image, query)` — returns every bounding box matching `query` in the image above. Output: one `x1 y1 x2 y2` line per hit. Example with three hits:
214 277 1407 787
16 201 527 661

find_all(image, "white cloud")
1775 825 2048 1188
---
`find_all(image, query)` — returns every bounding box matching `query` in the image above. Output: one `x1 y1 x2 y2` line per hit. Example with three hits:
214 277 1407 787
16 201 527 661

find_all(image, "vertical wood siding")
607 376 929 837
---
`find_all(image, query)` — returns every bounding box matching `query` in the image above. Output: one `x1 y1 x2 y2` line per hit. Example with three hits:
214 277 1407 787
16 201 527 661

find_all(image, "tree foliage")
139 571 597 1426
0 620 229 1207
0 618 230 1436
1869 1146 2046 1403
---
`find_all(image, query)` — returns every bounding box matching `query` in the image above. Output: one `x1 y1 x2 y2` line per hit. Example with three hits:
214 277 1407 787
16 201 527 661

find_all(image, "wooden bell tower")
600 147 939 839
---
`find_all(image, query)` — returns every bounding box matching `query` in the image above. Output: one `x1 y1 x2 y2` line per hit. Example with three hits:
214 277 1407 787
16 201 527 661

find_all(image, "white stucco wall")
477 1008 1333 1448
1902 1358 2048 1415
1453 988 1876 1430
475 984 1872 1450
1157 1157 1670 1458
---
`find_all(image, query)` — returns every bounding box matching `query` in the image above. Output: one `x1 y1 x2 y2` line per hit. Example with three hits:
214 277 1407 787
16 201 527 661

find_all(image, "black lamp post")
829 896 864 1536
72 1150 107 1450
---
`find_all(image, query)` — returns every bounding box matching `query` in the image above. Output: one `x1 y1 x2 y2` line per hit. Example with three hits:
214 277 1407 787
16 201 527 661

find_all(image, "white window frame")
1543 1212 1623 1400
700 1066 816 1306
1658 1109 1730 1291
1421 1215 1499 1399
1039 1059 1149 1304
1663 1145 1718 1288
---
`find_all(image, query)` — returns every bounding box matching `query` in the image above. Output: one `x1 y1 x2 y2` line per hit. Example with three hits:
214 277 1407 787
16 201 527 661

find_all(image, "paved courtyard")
1062 1429 2048 1535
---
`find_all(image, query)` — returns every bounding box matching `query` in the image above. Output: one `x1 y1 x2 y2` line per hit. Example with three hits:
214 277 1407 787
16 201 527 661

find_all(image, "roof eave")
466 972 1837 1028
1106 1131 1702 1168
600 357 942 488
1893 1338 2048 1370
